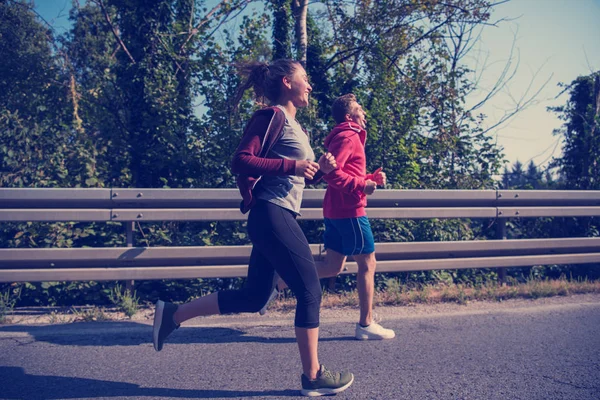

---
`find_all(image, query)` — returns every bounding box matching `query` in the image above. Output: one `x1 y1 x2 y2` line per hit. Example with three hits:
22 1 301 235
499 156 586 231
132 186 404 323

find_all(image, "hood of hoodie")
324 121 366 149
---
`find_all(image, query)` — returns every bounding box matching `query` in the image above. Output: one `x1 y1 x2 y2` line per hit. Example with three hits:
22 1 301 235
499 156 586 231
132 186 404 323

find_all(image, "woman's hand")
318 152 337 174
295 160 320 179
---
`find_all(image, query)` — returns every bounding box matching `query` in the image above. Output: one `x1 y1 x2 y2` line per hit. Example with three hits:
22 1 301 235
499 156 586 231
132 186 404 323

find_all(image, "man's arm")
323 136 367 194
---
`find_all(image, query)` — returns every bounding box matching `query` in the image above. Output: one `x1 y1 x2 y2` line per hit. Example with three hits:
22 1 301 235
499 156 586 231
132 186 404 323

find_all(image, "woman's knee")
248 290 275 312
295 294 321 328
218 288 271 314
293 281 321 325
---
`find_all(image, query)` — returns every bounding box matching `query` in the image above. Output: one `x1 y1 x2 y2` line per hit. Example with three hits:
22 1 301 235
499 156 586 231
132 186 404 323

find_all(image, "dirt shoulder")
5 292 600 327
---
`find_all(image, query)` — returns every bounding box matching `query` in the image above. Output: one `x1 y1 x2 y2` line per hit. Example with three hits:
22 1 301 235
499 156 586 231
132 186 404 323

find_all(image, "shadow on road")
0 366 297 399
0 321 353 347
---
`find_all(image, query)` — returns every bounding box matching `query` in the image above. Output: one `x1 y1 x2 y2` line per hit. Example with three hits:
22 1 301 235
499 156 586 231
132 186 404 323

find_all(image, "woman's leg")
295 326 320 379
218 246 279 314
245 201 323 379
153 246 277 351
153 204 278 351
173 292 220 325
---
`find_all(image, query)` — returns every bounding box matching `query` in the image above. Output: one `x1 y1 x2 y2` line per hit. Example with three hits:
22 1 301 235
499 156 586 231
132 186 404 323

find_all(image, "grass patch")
47 310 75 324
70 306 110 322
0 286 21 324
266 277 600 311
9 277 600 324
108 284 140 318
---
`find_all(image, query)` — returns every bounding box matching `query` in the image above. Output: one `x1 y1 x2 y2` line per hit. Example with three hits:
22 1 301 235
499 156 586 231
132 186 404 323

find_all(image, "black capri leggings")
218 200 322 328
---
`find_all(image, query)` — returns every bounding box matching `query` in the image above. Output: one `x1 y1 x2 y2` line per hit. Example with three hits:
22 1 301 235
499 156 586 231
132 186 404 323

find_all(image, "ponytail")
232 59 300 110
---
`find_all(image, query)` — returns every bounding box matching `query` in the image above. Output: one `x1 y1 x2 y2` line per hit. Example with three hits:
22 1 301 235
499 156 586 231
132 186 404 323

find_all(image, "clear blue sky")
471 0 600 169
36 0 600 170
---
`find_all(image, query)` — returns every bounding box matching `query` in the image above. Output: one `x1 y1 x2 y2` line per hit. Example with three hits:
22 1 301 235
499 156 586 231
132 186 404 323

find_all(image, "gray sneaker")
300 364 354 397
153 300 180 351
258 287 279 316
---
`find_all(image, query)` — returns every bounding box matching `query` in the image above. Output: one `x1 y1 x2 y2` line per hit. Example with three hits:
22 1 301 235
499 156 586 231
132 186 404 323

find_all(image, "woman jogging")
152 59 354 397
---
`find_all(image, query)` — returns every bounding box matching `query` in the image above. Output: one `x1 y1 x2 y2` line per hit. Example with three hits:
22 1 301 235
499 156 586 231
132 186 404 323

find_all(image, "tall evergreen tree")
550 72 600 190
524 161 542 189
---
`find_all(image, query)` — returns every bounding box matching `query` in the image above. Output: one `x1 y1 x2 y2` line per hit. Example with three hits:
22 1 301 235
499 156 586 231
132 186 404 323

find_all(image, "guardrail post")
125 222 135 294
322 248 336 292
496 218 507 284
326 276 336 292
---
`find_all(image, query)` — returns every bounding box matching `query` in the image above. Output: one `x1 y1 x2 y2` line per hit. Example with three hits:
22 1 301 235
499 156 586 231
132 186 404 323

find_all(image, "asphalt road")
1 295 599 400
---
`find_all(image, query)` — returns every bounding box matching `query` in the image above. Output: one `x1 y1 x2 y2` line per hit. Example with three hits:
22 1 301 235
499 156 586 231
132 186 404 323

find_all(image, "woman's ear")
282 76 292 90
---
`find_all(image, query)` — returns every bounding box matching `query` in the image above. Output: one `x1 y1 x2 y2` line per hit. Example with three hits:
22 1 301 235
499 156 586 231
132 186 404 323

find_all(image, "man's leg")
319 248 347 279
352 251 395 340
318 217 348 283
353 252 376 326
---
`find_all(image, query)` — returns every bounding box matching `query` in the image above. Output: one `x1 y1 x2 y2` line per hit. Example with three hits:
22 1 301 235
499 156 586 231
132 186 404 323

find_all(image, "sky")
470 0 600 169
34 0 600 170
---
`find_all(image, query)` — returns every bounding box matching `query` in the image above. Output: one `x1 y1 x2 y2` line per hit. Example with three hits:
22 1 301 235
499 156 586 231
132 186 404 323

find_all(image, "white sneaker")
355 322 395 340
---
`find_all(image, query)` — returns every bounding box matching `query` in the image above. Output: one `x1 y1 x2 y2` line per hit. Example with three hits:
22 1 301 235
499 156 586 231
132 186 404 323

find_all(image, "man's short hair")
331 93 357 124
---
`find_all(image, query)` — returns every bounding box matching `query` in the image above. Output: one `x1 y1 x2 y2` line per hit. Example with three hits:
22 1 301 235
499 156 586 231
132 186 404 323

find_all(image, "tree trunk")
593 74 600 136
291 0 308 66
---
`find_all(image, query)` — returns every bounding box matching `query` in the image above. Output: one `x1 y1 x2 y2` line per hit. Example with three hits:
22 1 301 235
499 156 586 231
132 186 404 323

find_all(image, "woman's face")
283 65 312 108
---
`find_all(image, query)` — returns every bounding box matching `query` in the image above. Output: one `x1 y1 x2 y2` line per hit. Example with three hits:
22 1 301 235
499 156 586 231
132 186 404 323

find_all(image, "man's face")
347 101 367 129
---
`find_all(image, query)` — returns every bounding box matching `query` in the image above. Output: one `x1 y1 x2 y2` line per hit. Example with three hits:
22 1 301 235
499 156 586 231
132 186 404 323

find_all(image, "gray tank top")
254 106 315 215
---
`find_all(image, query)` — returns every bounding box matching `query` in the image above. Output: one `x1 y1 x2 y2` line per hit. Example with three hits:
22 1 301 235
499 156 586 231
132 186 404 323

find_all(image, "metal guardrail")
1 188 599 282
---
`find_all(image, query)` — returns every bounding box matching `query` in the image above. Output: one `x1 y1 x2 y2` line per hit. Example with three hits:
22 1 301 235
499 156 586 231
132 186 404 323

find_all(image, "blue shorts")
323 217 375 256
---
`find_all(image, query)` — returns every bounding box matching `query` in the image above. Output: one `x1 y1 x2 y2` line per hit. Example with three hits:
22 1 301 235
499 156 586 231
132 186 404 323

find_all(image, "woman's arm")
231 110 296 176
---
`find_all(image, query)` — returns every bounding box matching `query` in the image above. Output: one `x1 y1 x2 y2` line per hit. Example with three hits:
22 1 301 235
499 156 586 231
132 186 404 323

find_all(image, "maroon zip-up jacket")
231 106 323 214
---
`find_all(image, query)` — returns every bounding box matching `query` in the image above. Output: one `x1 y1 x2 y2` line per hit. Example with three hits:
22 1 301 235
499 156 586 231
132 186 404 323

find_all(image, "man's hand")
295 160 320 180
372 167 386 186
318 152 337 174
364 179 377 195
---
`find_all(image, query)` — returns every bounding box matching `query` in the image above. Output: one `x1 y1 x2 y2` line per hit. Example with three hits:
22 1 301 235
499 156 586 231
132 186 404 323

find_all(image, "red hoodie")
323 121 375 219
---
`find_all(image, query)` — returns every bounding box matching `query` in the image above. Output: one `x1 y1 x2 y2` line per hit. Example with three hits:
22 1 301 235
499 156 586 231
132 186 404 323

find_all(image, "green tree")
550 72 600 190
546 72 600 249
61 1 122 187
0 0 91 188
270 0 291 59
524 161 543 189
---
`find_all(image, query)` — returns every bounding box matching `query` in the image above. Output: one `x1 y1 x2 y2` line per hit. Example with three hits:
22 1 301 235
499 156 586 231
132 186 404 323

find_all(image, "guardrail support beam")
496 218 507 284
125 221 135 294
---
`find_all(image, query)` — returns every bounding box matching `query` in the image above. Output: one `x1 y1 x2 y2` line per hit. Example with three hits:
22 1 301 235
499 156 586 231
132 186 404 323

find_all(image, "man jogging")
320 93 395 340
